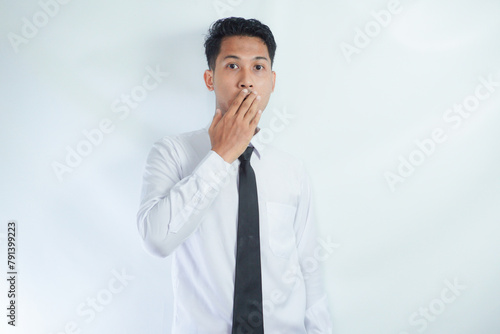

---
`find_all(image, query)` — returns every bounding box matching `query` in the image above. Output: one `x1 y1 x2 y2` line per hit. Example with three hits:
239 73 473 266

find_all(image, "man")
137 17 332 333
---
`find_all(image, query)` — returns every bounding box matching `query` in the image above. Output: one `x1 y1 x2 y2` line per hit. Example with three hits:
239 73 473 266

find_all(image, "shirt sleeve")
295 161 334 333
136 137 233 257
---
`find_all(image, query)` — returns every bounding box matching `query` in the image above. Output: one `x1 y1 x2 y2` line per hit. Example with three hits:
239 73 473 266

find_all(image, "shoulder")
154 127 206 147
151 127 208 155
146 128 211 178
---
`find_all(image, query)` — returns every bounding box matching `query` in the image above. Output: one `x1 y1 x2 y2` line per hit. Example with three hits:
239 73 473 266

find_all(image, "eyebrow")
222 55 270 62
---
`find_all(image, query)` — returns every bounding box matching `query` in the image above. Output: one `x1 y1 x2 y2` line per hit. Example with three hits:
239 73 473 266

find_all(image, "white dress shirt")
137 122 333 333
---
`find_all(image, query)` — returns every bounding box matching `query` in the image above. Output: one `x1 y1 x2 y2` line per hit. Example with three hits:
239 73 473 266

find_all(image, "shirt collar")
203 120 267 160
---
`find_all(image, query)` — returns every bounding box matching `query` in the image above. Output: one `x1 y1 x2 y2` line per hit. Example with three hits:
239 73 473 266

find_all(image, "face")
204 35 276 115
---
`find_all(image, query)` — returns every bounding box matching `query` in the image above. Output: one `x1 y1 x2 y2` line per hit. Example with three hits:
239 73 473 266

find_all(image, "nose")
238 68 254 89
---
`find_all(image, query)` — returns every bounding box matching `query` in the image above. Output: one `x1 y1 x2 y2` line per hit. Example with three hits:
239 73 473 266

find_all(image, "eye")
255 64 264 70
228 63 239 69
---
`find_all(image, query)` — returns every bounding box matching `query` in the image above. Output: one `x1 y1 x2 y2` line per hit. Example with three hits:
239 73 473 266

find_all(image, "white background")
1 0 500 333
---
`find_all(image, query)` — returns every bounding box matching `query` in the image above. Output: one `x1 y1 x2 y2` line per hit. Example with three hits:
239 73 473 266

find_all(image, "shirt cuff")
192 150 235 191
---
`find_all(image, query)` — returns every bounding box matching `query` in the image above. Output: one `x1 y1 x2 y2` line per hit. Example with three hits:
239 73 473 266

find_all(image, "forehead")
217 35 270 60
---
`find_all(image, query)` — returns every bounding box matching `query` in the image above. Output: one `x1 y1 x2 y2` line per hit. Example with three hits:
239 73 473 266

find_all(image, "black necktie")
232 146 264 334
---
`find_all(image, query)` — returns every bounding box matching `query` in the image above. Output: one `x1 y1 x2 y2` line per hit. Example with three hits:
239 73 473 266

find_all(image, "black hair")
204 17 277 70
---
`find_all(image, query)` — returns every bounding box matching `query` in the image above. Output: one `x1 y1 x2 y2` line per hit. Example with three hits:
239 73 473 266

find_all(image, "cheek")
214 88 233 111
257 94 272 111
260 82 274 101
260 77 274 94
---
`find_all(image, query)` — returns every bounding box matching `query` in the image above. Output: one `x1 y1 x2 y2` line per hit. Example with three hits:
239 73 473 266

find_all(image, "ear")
204 69 214 91
271 71 276 92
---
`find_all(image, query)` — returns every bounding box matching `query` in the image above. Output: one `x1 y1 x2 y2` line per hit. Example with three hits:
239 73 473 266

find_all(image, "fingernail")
252 90 258 95
242 89 248 93
257 95 261 100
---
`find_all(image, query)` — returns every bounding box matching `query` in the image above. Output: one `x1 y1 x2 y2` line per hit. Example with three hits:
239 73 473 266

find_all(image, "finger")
226 89 251 117
241 93 261 121
249 109 263 128
236 90 259 119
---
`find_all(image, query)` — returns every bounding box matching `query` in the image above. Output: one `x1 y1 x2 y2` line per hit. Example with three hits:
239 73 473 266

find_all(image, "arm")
136 138 233 257
295 162 334 333
137 88 262 257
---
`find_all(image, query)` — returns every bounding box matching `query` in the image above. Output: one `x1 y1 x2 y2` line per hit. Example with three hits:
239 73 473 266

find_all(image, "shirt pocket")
266 201 297 259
